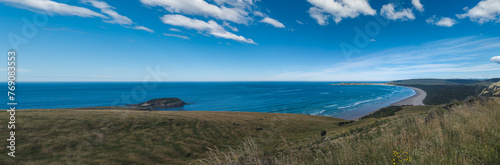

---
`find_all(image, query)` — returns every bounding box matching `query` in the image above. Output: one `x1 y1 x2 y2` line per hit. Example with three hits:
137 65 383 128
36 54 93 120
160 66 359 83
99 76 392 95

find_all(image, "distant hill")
388 78 500 86
388 78 500 105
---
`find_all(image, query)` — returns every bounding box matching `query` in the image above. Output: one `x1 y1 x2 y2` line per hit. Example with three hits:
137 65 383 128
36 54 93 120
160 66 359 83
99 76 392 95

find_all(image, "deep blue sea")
3 82 415 119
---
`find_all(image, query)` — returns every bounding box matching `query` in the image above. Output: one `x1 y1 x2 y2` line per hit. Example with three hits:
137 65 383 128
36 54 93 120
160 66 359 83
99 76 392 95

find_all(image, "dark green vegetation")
388 78 500 105
388 78 500 86
405 85 483 105
361 106 403 119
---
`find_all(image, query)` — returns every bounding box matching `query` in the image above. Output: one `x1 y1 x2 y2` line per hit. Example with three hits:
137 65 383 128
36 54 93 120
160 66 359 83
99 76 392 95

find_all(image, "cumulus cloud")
260 17 285 28
491 56 500 64
160 14 255 44
457 0 500 24
412 0 424 12
426 15 457 27
140 0 252 24
381 4 415 21
163 33 190 40
306 0 376 25
0 0 105 18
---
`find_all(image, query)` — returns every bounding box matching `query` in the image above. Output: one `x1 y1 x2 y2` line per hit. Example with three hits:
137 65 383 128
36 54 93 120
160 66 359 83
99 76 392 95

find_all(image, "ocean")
4 82 415 119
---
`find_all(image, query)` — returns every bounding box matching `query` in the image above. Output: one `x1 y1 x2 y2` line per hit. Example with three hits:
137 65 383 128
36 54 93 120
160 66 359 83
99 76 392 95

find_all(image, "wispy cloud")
133 26 154 33
44 27 85 33
83 0 154 32
268 36 500 81
1 0 153 32
260 17 285 28
140 0 254 24
160 14 256 44
163 33 190 40
0 0 105 18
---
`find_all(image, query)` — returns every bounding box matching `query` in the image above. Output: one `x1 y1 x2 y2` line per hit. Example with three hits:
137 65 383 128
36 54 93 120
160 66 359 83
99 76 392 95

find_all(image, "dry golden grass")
201 98 500 165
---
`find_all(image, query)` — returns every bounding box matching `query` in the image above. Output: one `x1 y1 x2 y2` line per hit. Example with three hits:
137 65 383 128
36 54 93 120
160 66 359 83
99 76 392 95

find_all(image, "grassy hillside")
201 97 500 164
0 104 438 164
0 109 346 164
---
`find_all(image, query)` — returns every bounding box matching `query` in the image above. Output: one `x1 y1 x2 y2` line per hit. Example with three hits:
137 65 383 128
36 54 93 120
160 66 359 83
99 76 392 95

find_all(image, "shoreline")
390 86 426 106
353 86 427 120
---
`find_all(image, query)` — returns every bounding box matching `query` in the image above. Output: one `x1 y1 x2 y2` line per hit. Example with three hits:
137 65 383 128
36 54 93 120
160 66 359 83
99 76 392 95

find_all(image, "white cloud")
169 28 182 32
133 26 154 32
253 11 265 17
83 0 132 25
140 0 252 24
83 0 153 32
306 0 376 25
491 56 500 64
163 33 190 40
260 17 285 28
222 22 238 31
457 0 500 24
412 0 424 12
0 0 153 32
160 14 255 44
44 27 85 33
0 0 105 18
296 20 304 24
426 15 457 27
380 4 415 21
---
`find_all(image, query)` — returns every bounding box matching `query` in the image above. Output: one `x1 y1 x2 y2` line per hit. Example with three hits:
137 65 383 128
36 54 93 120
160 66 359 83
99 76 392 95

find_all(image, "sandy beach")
391 86 427 106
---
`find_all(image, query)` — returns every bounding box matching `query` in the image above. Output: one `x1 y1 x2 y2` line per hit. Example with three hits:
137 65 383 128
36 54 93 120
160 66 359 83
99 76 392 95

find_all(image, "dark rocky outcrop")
131 98 187 110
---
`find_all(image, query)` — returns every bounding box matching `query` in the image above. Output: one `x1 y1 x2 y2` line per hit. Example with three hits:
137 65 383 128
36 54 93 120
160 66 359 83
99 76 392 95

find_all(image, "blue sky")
1 0 500 82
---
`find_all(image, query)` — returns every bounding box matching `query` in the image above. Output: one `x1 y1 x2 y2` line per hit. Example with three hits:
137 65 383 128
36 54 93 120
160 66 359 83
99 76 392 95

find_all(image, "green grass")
0 109 346 164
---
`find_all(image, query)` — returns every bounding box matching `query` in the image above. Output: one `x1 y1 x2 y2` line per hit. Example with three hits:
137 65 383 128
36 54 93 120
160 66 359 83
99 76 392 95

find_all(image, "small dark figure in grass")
321 130 327 136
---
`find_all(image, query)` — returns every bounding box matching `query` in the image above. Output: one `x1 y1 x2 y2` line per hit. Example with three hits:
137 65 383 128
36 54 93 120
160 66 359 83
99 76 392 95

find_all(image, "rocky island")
129 98 187 110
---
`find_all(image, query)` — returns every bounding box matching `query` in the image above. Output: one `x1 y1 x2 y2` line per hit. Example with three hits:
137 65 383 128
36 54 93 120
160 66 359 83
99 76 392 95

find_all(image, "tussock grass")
200 98 500 164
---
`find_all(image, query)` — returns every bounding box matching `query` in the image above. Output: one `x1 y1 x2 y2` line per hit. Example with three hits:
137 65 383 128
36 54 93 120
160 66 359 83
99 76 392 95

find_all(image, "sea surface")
3 82 415 119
